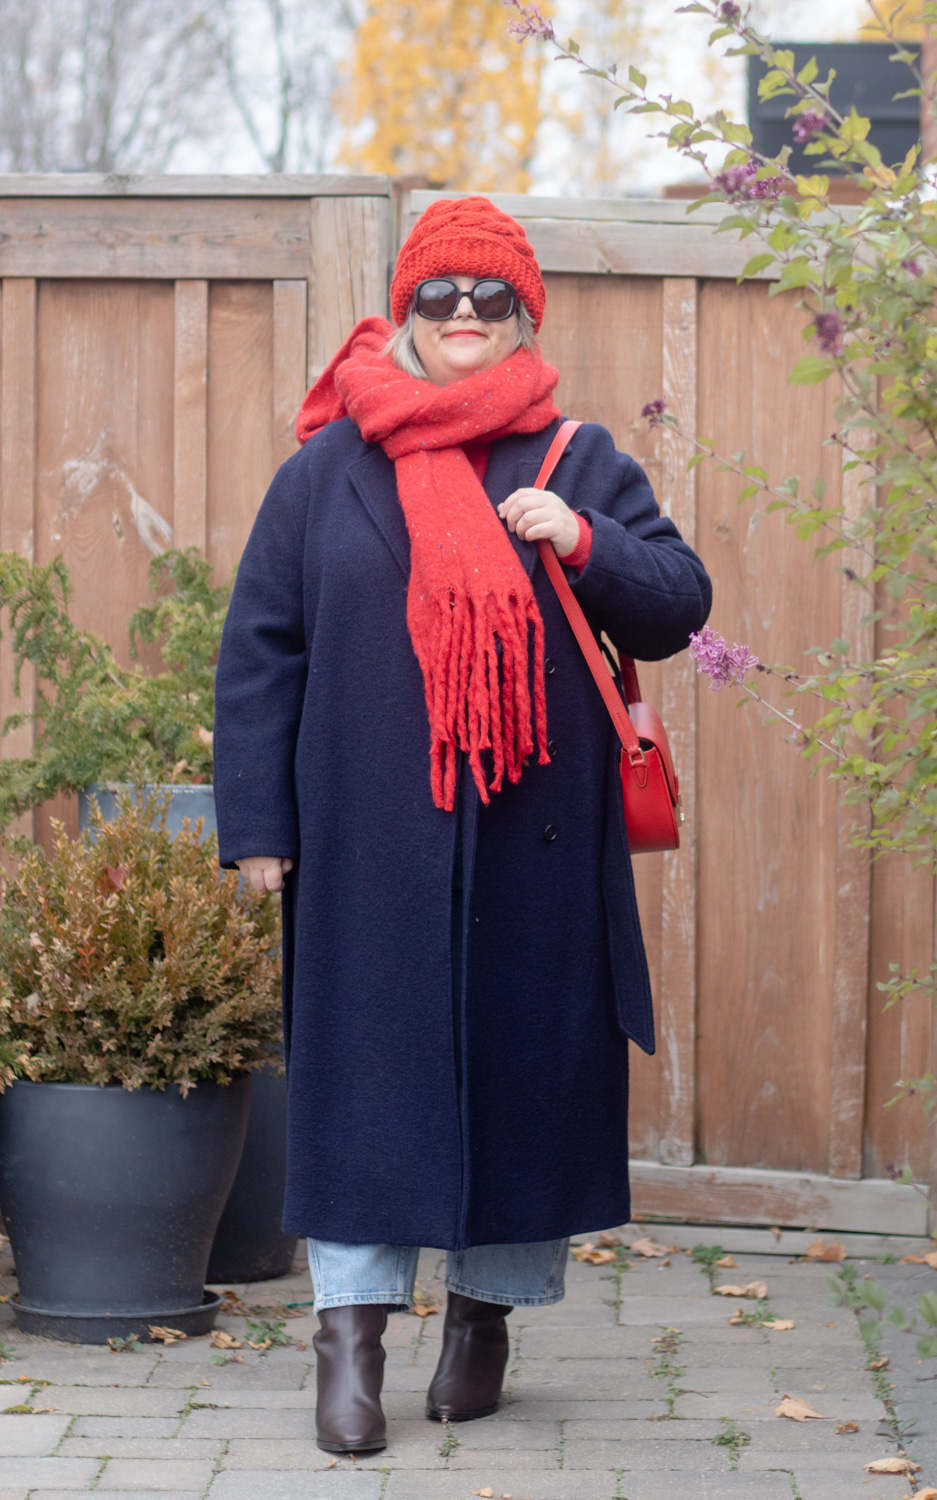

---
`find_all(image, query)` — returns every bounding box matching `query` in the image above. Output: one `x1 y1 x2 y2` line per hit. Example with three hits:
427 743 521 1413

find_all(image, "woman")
213 195 711 1454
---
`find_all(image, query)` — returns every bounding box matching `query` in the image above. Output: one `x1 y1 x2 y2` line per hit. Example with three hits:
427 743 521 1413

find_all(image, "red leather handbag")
533 420 682 855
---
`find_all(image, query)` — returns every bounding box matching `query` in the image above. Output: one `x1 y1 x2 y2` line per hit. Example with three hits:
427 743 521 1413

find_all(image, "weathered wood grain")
0 278 38 840
658 278 699 1167
629 1158 930 1236
272 280 308 469
827 436 875 1179
173 281 208 554
695 280 842 1175
406 190 730 227
0 173 391 198
308 196 393 378
207 282 274 580
525 218 780 281
0 199 310 279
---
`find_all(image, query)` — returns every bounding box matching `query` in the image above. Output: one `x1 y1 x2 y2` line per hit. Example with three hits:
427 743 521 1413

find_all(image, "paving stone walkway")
1 1229 935 1500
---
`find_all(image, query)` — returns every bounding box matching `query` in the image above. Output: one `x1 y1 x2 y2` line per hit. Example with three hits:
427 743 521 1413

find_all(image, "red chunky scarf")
296 316 561 812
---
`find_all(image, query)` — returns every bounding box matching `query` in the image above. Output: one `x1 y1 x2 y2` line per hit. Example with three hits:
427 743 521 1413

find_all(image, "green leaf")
628 65 646 88
917 1291 937 1328
738 253 774 281
863 1280 886 1312
917 1334 937 1358
789 356 833 386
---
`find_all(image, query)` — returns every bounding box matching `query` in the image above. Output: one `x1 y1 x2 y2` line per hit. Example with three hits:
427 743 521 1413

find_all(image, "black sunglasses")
413 277 518 322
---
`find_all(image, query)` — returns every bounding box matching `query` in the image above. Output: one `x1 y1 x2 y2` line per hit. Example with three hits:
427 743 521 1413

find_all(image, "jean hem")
444 1280 565 1308
314 1293 412 1312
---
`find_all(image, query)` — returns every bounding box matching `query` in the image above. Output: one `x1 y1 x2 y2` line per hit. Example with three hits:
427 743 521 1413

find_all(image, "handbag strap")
532 421 644 765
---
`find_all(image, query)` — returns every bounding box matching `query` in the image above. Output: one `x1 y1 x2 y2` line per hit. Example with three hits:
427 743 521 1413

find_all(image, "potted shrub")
0 548 296 1281
0 791 282 1343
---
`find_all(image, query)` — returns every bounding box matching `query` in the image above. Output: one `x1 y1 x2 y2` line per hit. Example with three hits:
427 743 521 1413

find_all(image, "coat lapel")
347 446 411 582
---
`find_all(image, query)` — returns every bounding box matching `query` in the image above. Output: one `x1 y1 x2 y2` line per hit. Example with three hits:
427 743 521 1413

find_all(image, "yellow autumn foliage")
339 0 544 191
860 0 929 39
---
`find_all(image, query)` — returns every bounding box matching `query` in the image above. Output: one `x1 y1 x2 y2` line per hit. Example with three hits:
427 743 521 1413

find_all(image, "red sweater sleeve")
562 512 593 572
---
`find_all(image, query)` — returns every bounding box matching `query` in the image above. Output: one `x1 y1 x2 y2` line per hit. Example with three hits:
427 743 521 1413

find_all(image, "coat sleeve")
213 462 308 869
567 424 712 661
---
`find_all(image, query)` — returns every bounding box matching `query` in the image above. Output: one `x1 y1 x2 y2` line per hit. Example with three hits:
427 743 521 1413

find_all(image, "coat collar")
346 420 564 584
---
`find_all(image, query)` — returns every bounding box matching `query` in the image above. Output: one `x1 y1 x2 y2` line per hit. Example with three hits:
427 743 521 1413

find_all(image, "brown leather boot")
426 1291 513 1422
313 1304 389 1452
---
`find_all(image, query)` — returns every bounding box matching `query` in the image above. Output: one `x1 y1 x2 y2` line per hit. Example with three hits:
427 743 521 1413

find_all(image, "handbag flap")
627 700 679 805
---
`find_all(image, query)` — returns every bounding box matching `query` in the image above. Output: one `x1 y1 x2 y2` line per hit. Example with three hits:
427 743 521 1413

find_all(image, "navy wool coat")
213 415 711 1249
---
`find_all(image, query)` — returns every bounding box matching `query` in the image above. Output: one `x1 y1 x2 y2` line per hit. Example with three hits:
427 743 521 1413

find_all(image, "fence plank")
173 281 208 554
0 199 310 280
308 196 392 378
658 279 699 1167
0 174 391 198
207 282 274 580
827 442 875 1179
0 279 38 840
273 280 308 469
629 1159 929 1236
696 280 842 1175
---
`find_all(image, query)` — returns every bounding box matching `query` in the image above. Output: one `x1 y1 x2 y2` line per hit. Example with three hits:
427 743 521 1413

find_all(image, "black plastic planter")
207 1068 297 1284
0 1076 251 1343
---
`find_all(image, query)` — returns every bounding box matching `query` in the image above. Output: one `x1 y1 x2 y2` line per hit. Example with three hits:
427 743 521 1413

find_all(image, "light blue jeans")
306 1238 570 1314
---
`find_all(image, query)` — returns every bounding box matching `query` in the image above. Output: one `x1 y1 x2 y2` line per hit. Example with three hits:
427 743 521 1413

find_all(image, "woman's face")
411 274 519 386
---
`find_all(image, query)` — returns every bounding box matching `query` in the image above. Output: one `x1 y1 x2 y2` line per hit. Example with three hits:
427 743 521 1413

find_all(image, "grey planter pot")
80 782 296 1285
0 1077 251 1343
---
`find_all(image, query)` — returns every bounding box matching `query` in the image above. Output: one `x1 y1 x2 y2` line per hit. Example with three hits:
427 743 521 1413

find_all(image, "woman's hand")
235 856 294 892
497 488 580 557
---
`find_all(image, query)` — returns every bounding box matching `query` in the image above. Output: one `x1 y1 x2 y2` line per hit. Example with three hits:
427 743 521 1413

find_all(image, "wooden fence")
1 177 934 1243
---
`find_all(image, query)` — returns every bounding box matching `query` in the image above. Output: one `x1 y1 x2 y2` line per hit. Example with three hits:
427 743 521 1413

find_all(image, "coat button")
543 824 557 842
544 657 555 675
548 739 558 758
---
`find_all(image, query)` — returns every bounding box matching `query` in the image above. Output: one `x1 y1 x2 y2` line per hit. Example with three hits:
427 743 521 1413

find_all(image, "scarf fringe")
420 587 550 812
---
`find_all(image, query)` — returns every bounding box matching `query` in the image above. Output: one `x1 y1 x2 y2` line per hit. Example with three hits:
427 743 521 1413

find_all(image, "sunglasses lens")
472 280 515 320
415 280 459 319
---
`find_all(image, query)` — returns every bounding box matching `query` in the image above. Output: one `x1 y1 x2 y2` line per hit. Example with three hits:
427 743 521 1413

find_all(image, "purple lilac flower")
719 1 741 19
711 159 787 203
689 627 759 690
812 310 844 356
902 258 923 277
641 397 667 426
503 0 555 41
792 110 828 144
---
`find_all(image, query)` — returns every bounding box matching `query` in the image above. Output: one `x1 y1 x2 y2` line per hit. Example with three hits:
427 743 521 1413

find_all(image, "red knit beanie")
390 196 546 332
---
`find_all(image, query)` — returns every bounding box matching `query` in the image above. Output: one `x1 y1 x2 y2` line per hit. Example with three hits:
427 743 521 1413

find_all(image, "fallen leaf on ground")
148 1326 186 1345
907 1488 937 1499
715 1254 737 1267
805 1238 846 1262
598 1232 620 1248
866 1356 889 1371
471 1490 494 1498
31 1406 60 1413
296 1342 307 1351
899 1251 937 1268
715 1282 768 1299
836 1421 858 1434
199 1379 211 1387
327 1459 337 1468
411 1303 439 1317
762 1318 794 1330
246 1338 272 1351
769 1225 782 1240
571 1243 617 1265
0 1293 9 1303
863 1457 921 1474
825 1321 836 1328
219 1290 249 1315
629 1236 679 1258
776 1395 828 1421
197 725 214 747
210 1330 243 1350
